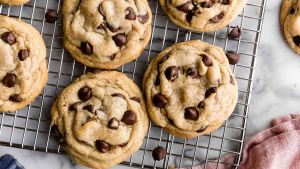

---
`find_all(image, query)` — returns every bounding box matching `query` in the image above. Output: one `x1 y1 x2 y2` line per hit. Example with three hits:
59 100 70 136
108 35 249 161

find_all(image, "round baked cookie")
159 0 247 32
0 0 29 5
0 15 48 113
143 40 238 139
51 71 149 169
63 0 152 69
281 0 300 54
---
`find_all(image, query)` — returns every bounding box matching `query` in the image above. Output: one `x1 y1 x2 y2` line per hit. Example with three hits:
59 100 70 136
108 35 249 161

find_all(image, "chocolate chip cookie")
159 0 247 32
0 15 48 113
281 0 300 54
0 0 29 5
51 71 149 169
143 40 238 139
63 0 152 69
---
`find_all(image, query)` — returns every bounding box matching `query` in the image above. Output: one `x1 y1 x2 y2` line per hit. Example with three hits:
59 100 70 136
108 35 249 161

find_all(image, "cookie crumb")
169 165 175 169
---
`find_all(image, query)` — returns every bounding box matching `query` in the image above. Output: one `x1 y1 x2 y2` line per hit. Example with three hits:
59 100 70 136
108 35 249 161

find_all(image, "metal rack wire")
0 0 267 168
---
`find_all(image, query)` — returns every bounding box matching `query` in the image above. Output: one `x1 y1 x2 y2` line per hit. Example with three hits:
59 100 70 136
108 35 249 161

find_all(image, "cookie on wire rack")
63 0 152 69
281 0 300 54
0 15 48 113
143 40 238 139
0 0 29 5
51 71 149 169
159 0 248 32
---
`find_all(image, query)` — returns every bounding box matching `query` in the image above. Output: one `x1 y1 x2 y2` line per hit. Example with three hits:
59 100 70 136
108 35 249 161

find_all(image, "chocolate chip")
155 75 160 86
97 22 106 29
3 73 16 88
1 32 16 45
196 126 208 133
119 143 127 147
108 117 120 129
228 26 242 39
121 110 136 125
83 105 94 113
18 49 29 61
226 51 240 65
107 24 119 32
152 93 168 108
130 97 140 103
201 0 212 8
293 36 300 46
134 0 137 4
96 140 110 153
138 13 149 24
202 54 212 66
9 94 23 102
45 10 59 23
177 2 191 12
86 117 93 122
99 4 106 17
168 118 174 125
159 55 169 64
59 141 67 147
81 42 93 55
152 146 166 161
79 140 92 146
184 107 199 120
187 67 199 78
290 8 295 14
198 101 204 108
210 12 225 23
205 87 217 97
222 0 231 4
186 12 194 23
230 75 235 85
125 7 136 20
165 66 179 81
91 68 102 74
69 102 81 111
78 86 92 101
51 124 58 134
113 34 127 47
112 93 125 99
108 54 115 60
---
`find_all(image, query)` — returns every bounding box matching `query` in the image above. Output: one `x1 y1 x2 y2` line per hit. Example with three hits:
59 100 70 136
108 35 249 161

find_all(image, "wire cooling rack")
0 0 267 168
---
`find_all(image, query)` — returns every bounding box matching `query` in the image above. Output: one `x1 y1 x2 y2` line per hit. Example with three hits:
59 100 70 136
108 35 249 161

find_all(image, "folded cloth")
180 113 300 169
0 154 24 169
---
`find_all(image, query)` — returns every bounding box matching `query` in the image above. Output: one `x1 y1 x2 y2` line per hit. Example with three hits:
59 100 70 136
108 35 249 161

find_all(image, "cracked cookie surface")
0 0 29 5
63 0 152 69
281 0 300 54
143 40 238 139
159 0 247 32
0 15 48 113
51 71 148 169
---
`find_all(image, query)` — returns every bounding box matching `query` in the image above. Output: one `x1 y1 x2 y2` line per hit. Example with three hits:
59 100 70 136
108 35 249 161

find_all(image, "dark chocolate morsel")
205 87 217 97
1 32 16 45
184 107 199 120
210 12 225 23
125 7 136 20
201 0 213 8
138 13 149 24
18 49 29 61
2 73 16 88
112 93 125 99
198 101 205 108
196 126 208 133
96 140 110 153
152 146 166 161
165 66 179 81
107 24 119 32
202 54 212 66
186 12 194 23
45 10 59 23
78 87 92 101
159 55 169 64
99 4 106 17
293 36 300 46
187 67 199 78
290 8 295 14
121 110 136 125
222 0 231 4
9 94 23 102
113 34 127 47
69 102 81 111
228 26 242 39
152 93 168 108
91 68 102 74
83 105 94 113
81 42 93 55
225 51 240 65
130 97 140 103
177 2 191 12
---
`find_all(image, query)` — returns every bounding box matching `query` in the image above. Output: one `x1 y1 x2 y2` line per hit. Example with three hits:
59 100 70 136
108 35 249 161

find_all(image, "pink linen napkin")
180 113 300 169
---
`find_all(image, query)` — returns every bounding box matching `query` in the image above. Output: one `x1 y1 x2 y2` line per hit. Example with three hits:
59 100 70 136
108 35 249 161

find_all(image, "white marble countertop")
1 0 300 168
